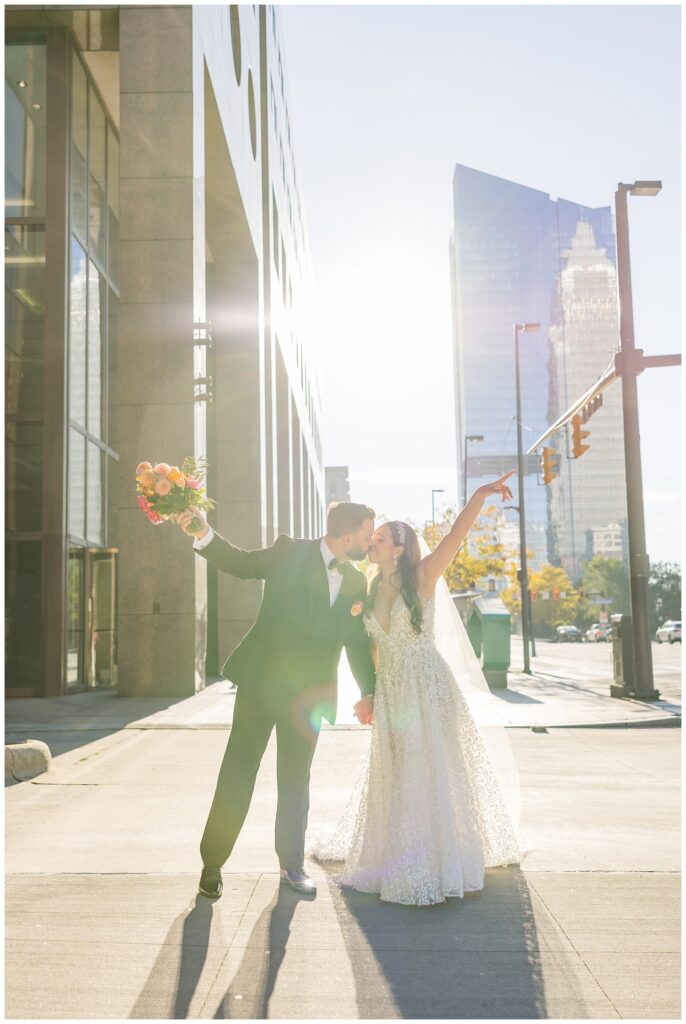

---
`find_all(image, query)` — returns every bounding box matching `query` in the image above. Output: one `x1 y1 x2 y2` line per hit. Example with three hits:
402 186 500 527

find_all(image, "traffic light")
541 446 560 485
571 414 590 458
580 392 603 423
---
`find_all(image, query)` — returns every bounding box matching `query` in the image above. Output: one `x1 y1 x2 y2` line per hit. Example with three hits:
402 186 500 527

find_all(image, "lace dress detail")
309 593 520 905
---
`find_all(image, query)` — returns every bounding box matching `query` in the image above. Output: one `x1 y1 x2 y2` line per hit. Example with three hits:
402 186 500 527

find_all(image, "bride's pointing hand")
475 470 515 503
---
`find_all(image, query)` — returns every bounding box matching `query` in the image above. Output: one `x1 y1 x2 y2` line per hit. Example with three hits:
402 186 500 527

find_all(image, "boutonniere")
350 601 365 617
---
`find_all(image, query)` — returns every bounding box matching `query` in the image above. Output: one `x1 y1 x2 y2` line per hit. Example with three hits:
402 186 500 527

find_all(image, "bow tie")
327 557 346 572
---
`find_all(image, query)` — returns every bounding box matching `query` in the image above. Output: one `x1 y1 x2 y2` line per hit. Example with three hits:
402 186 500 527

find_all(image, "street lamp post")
431 488 444 527
615 181 661 699
463 434 484 508
514 321 540 675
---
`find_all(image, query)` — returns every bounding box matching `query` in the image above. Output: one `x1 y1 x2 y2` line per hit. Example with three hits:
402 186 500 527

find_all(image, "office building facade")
5 5 324 699
325 466 350 506
450 164 628 579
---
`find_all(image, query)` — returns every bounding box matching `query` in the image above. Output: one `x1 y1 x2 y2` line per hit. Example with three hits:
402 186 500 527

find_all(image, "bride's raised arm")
417 471 515 591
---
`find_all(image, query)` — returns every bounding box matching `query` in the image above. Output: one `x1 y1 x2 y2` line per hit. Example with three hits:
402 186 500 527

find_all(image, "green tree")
528 565 580 637
648 561 682 631
581 556 630 617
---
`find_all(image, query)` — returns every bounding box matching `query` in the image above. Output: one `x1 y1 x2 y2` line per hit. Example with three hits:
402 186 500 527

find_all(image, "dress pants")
200 683 323 870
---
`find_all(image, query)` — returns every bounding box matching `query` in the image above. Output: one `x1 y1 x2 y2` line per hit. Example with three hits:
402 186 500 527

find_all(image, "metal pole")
614 186 658 699
463 434 468 509
514 325 532 674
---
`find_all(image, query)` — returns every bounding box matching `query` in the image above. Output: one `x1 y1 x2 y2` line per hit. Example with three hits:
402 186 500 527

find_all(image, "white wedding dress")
310 592 520 906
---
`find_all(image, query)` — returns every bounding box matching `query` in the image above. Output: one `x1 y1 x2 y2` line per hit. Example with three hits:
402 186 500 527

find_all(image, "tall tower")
450 164 624 577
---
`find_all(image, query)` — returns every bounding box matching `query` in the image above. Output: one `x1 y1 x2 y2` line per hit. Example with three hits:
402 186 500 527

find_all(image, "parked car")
655 621 682 644
585 623 610 643
555 625 582 643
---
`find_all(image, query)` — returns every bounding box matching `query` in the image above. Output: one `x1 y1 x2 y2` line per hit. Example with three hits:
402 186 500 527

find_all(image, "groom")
176 501 377 899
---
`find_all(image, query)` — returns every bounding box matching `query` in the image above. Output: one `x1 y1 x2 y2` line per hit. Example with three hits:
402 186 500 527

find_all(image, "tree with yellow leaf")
502 563 580 637
418 504 511 594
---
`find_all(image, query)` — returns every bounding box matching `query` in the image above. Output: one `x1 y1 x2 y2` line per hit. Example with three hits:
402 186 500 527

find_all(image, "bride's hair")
367 520 424 634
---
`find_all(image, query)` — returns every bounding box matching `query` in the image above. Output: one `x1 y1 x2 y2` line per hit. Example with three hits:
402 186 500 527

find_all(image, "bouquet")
135 456 215 532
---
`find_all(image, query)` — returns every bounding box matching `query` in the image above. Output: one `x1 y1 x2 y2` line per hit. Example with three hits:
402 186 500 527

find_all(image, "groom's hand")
354 695 374 725
175 509 209 539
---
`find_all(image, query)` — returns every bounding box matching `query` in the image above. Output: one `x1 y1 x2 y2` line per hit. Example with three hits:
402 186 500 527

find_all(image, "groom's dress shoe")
198 867 223 899
279 866 317 897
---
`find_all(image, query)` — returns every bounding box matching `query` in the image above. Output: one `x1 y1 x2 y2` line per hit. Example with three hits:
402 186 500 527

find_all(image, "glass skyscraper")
450 164 628 579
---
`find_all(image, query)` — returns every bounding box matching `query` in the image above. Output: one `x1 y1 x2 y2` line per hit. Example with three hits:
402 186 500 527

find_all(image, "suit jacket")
195 531 376 725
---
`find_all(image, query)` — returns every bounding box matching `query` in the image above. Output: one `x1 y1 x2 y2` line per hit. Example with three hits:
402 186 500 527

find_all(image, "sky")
280 3 681 565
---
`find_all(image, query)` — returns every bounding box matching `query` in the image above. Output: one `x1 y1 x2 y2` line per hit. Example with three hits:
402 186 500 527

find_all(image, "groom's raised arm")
194 529 292 580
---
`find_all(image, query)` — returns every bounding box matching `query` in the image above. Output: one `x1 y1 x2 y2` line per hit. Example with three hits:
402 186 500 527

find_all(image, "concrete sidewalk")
5 708 681 1019
4 638 682 765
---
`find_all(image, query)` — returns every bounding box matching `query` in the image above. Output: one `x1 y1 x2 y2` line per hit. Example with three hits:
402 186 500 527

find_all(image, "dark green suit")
195 530 375 869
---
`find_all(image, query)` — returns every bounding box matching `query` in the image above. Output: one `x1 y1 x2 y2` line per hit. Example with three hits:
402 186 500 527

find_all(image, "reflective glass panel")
70 55 88 242
106 454 119 550
66 547 84 687
107 126 119 289
87 441 104 545
68 428 86 538
107 289 118 451
87 259 105 438
5 42 47 217
69 237 87 426
5 421 43 532
88 85 106 264
5 540 43 690
5 224 45 419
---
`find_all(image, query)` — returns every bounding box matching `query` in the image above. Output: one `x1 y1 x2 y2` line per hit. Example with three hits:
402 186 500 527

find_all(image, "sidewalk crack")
526 875 622 1018
197 872 261 1017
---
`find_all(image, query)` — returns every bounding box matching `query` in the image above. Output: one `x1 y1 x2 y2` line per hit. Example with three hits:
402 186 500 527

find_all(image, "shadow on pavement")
323 865 586 1019
5 689 189 761
211 885 302 1019
129 884 302 1019
129 894 215 1019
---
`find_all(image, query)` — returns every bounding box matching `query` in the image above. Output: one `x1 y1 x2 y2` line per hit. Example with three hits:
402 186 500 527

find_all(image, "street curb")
508 716 681 730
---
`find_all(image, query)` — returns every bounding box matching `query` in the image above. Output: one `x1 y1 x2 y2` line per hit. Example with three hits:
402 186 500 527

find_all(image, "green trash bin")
466 596 511 689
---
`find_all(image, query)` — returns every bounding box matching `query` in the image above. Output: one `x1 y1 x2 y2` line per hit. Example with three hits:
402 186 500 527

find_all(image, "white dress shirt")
194 527 344 606
320 537 345 606
193 523 215 551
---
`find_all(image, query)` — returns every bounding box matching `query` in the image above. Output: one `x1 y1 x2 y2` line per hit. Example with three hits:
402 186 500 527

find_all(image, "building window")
247 68 257 159
5 41 47 217
230 6 242 85
5 540 43 690
70 54 88 242
272 190 279 274
69 237 87 426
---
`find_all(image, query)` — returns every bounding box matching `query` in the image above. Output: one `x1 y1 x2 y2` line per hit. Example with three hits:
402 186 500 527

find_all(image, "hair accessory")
395 521 406 545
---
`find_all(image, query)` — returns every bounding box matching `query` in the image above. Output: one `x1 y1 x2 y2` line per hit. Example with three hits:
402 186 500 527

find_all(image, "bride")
310 472 521 906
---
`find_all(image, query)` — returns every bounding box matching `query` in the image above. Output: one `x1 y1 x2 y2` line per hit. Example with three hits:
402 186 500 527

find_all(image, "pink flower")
139 470 155 488
136 495 150 513
186 477 200 490
154 478 172 496
136 461 152 476
153 463 171 477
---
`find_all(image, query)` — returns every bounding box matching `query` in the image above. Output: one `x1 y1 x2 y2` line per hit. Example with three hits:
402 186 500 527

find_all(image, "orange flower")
351 601 365 617
173 474 186 489
154 478 172 496
139 470 155 488
167 466 182 482
153 463 171 477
